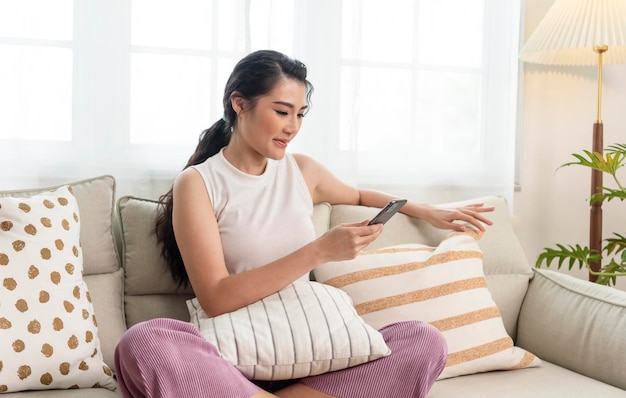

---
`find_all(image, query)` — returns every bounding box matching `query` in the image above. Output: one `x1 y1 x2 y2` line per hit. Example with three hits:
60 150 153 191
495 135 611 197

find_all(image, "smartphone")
367 199 407 225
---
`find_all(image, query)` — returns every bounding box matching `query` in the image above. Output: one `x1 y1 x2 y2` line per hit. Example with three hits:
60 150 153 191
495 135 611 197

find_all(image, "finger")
450 222 468 232
452 212 487 231
362 223 384 235
466 220 485 231
345 222 382 238
342 220 370 228
469 213 493 226
459 208 493 226
466 216 489 231
463 204 495 213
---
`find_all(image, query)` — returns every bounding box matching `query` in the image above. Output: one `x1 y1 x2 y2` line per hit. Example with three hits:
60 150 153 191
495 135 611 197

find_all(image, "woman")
114 50 494 398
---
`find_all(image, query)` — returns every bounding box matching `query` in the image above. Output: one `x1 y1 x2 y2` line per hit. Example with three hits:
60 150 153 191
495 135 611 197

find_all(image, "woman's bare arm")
294 153 494 231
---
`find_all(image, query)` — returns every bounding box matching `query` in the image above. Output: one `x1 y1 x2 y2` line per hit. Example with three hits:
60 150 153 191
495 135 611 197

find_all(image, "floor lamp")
519 0 626 282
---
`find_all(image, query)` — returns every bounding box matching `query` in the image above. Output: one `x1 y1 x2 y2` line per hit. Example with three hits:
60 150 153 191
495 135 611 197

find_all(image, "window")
0 0 73 141
288 0 521 203
0 0 521 203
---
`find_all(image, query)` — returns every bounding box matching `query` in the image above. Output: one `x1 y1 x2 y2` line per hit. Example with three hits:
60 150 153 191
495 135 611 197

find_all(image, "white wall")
516 0 626 289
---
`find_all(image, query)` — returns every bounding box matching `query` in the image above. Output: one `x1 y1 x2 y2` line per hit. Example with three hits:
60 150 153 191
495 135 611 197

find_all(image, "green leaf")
607 143 626 155
590 188 626 204
605 233 626 256
560 149 624 175
597 260 626 286
536 244 592 271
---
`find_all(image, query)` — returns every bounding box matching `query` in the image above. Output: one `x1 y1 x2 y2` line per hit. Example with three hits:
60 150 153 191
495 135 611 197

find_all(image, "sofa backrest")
117 196 195 328
118 194 531 342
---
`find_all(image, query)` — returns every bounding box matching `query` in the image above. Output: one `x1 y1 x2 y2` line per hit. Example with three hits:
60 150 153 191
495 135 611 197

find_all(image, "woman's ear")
230 92 245 115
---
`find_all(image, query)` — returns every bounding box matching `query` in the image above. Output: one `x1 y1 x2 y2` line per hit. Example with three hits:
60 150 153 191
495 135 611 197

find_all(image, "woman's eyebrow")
272 101 308 111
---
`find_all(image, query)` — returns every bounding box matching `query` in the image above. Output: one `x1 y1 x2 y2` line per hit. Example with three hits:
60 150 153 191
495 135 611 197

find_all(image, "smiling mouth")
274 138 289 147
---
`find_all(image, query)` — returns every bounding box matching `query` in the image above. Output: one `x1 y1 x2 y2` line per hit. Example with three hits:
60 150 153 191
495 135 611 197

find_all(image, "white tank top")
191 149 315 281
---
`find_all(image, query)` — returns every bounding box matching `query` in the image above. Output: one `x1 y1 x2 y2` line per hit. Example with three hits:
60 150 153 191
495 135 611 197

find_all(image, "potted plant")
536 144 626 286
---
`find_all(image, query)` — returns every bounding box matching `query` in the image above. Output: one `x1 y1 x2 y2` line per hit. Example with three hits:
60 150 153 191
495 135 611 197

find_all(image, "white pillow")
187 280 390 380
313 230 541 380
0 186 117 393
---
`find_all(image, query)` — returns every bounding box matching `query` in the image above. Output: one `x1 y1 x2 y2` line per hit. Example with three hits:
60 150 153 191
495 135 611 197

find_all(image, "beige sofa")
2 175 626 397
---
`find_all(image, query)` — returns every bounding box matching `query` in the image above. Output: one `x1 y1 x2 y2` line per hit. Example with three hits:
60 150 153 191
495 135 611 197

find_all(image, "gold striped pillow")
313 230 541 380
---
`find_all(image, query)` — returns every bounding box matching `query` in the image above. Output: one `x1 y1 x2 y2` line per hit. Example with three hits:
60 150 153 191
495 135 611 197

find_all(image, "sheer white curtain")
0 0 521 204
292 0 522 204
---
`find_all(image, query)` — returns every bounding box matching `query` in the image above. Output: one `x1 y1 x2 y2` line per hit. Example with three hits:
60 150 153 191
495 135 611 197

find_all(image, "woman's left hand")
424 203 495 232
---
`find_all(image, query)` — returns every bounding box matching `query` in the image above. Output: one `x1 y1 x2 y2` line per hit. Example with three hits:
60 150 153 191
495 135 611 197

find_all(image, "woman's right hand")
314 220 384 263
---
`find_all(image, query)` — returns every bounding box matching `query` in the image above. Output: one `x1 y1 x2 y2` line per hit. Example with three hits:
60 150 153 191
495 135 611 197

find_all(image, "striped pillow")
313 231 541 380
187 281 390 381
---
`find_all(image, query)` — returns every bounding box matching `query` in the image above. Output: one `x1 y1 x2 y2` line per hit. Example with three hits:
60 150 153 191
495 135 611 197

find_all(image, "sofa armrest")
517 269 626 390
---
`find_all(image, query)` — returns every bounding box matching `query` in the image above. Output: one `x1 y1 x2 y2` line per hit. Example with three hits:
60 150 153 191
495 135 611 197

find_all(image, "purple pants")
114 318 447 398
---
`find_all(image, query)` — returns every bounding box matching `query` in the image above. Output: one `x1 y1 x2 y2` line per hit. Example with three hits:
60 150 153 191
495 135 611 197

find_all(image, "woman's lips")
274 138 289 147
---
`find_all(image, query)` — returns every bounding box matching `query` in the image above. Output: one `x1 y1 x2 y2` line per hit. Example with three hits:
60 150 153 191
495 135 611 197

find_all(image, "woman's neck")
222 144 267 176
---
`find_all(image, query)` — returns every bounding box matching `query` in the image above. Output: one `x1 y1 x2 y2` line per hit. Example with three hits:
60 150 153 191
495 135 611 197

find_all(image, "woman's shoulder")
174 167 204 192
291 152 321 171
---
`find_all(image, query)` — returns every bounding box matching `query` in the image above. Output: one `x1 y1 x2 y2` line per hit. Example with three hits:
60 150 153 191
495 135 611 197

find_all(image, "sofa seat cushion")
429 361 626 398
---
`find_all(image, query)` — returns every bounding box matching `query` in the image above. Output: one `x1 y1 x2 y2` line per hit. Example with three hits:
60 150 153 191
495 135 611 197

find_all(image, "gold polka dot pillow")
0 185 117 393
313 230 541 380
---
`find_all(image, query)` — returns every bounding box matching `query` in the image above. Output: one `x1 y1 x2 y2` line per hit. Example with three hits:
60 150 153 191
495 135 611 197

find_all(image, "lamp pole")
589 45 608 282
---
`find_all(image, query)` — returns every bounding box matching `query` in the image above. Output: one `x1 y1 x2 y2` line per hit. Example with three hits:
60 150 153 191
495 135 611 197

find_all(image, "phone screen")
367 199 407 225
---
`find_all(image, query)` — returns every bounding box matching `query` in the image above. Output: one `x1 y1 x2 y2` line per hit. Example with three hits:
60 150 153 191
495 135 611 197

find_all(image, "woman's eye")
276 110 288 116
297 113 305 119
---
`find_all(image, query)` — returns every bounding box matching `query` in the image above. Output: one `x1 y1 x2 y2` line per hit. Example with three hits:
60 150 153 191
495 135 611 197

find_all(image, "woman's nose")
284 116 300 135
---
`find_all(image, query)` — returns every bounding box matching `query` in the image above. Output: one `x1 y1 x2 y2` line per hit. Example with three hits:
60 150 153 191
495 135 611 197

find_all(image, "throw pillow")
313 230 541 380
187 280 390 381
0 186 117 393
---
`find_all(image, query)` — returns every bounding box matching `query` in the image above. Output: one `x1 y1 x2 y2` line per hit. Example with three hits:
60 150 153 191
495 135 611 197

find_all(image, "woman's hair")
155 50 314 288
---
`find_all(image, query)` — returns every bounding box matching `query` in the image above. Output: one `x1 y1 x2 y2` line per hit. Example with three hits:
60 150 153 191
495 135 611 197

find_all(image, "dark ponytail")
187 119 231 165
155 50 313 288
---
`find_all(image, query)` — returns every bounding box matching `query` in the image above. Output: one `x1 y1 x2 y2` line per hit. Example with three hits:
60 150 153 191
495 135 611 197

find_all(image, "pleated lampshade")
520 0 626 65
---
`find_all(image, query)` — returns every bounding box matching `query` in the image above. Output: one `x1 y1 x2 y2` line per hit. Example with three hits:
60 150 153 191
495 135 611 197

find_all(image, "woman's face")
233 77 308 161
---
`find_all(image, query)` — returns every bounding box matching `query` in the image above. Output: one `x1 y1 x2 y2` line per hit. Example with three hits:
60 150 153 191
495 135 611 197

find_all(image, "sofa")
1 174 625 397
